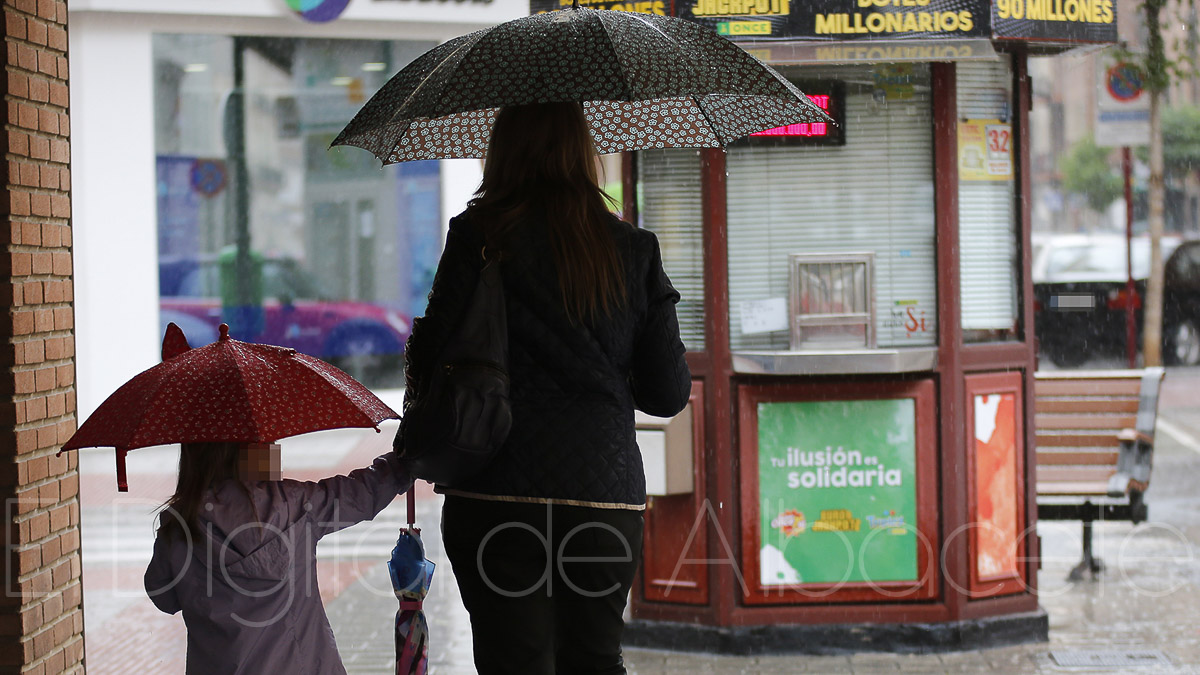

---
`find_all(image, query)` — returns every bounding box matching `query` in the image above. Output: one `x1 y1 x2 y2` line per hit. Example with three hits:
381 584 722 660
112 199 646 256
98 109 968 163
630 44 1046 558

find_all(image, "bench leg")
1068 518 1104 581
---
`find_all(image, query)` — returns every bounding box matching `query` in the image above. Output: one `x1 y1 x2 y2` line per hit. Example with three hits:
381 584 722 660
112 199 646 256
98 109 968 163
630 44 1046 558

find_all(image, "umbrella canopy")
390 491 435 675
332 5 832 163
62 323 398 490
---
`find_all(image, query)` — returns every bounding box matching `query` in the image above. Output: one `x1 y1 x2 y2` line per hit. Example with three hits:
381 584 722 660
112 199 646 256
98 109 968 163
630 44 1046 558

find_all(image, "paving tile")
765 655 852 672
895 665 949 674
849 652 905 666
933 650 996 666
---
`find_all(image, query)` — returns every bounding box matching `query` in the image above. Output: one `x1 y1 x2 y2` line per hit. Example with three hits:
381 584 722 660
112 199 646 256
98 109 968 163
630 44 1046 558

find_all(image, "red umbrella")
62 323 399 491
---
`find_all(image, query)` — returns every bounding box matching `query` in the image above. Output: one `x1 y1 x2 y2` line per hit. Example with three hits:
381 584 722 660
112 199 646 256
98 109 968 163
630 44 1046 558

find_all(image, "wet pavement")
79 372 1200 674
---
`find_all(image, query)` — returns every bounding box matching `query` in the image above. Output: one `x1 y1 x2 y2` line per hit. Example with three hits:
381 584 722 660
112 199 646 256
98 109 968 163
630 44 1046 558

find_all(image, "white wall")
68 5 497 417
69 0 526 34
70 14 160 419
441 159 484 226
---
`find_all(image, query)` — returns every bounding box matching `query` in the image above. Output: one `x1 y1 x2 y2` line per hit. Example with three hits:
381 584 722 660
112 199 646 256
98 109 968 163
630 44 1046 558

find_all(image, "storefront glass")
957 58 1020 343
638 149 707 351
726 64 937 352
152 34 441 387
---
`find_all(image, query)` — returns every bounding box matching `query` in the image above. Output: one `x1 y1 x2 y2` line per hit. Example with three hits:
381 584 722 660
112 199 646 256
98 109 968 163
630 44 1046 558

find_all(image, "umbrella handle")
116 448 128 492
407 488 416 529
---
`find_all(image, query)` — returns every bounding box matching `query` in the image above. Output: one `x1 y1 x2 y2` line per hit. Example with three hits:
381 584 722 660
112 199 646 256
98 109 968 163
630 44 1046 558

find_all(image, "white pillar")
70 15 160 419
439 157 483 239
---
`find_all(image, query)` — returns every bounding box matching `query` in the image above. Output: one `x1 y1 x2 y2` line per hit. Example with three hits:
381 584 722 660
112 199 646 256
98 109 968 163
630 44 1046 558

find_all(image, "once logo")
286 0 351 23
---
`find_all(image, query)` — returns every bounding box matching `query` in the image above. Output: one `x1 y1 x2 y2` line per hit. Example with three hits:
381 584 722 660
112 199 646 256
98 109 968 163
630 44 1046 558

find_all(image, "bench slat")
1035 414 1137 430
1036 399 1140 414
1036 481 1112 496
1035 450 1119 466
1034 369 1148 379
1035 433 1122 448
1037 466 1115 483
1035 379 1142 396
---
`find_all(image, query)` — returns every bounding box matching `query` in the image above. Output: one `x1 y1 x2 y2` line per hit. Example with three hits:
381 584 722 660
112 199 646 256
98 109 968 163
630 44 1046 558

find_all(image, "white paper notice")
740 298 788 335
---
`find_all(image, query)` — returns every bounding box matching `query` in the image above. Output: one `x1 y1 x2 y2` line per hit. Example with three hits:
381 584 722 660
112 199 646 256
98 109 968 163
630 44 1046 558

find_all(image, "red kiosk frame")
605 3 1117 648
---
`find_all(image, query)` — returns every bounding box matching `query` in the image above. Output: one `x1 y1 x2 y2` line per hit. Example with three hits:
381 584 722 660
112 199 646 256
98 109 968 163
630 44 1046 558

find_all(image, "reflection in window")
726 64 937 351
152 34 441 386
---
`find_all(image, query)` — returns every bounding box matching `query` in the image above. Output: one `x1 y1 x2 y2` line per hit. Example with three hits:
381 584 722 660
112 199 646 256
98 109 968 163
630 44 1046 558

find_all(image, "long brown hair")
469 102 625 323
158 442 244 542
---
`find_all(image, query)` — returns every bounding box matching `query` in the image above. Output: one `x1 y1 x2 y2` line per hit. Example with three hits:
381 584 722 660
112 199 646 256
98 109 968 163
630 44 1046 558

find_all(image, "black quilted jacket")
398 209 691 507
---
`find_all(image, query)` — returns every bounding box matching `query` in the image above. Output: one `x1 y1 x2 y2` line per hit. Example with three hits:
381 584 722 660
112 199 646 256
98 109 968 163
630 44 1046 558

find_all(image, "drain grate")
1051 649 1172 669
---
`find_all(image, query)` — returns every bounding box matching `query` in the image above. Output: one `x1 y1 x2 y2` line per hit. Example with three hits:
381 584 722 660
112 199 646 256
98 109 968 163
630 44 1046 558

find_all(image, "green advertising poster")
758 398 918 586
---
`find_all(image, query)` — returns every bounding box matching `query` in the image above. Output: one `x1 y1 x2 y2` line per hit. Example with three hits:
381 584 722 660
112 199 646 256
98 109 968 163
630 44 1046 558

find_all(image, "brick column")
1 1 82 673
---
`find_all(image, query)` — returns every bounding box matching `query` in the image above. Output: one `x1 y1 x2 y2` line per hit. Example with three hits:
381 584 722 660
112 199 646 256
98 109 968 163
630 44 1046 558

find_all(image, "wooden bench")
1034 367 1165 580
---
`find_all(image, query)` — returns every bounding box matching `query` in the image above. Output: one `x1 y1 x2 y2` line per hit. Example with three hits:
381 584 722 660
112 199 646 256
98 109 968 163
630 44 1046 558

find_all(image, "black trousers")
442 495 644 675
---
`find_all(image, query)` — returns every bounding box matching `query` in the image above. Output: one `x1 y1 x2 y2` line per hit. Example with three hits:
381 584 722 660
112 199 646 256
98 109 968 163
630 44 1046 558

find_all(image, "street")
78 373 1200 674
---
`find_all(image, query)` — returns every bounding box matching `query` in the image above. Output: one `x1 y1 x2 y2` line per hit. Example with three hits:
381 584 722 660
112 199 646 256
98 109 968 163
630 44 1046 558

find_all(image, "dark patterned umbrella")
332 4 831 162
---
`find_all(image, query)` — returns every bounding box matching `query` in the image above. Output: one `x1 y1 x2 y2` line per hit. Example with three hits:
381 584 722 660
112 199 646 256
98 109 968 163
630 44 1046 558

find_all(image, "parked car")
1033 234 1199 367
159 256 410 383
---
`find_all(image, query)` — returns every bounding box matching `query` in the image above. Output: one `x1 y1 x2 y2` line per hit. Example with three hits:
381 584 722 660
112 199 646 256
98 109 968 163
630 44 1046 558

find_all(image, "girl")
144 441 411 674
400 101 691 674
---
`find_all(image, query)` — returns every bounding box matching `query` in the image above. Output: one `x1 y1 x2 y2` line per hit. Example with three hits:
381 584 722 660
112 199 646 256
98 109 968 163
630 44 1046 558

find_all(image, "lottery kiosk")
555 0 1113 653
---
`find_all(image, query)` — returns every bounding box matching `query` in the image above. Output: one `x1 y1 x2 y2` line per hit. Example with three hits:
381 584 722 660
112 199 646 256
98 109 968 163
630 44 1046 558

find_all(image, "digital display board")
745 80 846 146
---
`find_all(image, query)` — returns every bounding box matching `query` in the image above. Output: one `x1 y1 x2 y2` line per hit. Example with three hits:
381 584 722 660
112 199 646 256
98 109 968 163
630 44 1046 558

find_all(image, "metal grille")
789 253 875 350
1050 649 1172 669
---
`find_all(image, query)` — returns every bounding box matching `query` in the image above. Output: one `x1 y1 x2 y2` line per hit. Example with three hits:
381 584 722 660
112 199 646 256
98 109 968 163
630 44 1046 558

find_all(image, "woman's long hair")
157 442 243 542
469 102 625 323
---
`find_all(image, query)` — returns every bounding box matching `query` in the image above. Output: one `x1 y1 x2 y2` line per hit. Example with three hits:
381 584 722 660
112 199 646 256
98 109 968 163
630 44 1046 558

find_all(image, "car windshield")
1042 239 1177 281
167 259 327 300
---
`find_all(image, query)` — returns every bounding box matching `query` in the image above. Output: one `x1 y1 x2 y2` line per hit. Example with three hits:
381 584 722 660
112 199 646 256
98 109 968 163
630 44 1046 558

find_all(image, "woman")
144 442 411 674
400 102 691 674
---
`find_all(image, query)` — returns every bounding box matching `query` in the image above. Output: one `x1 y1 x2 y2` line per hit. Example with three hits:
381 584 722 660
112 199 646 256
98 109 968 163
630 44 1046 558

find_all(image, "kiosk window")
638 148 706 352
957 59 1019 342
726 64 936 351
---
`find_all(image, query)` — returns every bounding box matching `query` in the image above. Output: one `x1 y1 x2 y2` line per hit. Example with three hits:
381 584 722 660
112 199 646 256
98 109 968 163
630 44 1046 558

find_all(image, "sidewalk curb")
624 609 1049 655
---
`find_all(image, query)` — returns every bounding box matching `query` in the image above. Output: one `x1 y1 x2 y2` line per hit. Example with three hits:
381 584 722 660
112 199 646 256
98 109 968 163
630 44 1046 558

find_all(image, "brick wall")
0 0 82 673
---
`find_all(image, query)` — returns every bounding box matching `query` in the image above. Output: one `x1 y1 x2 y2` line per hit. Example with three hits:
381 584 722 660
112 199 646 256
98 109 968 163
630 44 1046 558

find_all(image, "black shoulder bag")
400 249 512 486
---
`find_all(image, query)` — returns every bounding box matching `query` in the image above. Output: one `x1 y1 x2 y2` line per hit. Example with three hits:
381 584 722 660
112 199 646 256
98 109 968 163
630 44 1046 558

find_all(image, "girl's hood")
190 481 295 582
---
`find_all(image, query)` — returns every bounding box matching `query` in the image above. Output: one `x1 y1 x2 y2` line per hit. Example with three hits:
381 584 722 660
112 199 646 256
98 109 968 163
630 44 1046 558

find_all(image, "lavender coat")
144 453 411 675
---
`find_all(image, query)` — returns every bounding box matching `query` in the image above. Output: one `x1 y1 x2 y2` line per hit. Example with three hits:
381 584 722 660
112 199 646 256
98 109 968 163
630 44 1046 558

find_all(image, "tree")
1060 137 1123 213
1123 0 1197 365
1141 0 1169 365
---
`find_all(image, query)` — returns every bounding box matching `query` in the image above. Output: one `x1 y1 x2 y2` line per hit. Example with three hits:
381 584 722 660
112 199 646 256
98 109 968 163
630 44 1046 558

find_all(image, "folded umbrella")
61 323 399 491
390 490 435 675
332 3 832 163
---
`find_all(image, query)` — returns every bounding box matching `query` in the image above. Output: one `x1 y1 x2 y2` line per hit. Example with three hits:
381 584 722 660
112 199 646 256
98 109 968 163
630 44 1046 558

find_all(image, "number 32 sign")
958 119 1013 182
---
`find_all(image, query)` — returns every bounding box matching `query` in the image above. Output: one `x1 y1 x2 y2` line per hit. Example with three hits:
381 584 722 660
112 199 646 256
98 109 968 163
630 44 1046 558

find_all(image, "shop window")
958 58 1020 342
638 149 706 352
726 64 937 352
152 34 441 387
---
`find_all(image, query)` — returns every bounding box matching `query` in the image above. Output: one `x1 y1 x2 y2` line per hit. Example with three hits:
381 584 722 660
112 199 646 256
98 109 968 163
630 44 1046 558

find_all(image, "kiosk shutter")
957 58 1019 334
725 64 937 350
638 148 706 351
